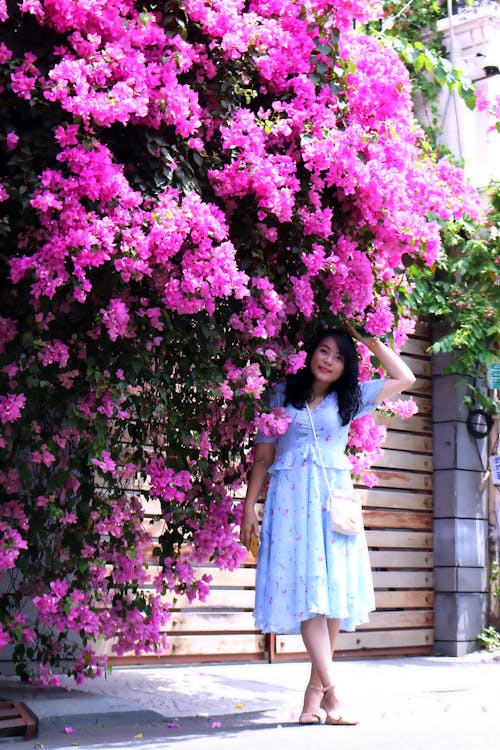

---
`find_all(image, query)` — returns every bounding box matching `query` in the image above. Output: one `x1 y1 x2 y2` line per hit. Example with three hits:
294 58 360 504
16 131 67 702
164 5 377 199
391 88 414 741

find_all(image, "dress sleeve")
354 378 386 419
255 383 286 444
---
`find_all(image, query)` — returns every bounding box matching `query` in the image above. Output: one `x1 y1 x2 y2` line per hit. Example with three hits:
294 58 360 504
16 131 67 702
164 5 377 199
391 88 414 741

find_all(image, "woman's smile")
310 336 345 384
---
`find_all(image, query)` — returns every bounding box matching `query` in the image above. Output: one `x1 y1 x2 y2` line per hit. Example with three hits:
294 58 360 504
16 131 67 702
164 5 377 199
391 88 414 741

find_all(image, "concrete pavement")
1 651 499 748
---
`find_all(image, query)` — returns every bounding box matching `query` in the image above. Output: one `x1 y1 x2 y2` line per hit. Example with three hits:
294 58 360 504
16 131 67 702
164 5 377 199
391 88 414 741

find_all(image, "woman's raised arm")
345 322 416 403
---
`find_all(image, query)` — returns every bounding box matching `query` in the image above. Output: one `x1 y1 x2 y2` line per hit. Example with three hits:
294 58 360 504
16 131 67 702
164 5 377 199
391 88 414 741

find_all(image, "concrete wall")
429 4 499 656
432 355 490 655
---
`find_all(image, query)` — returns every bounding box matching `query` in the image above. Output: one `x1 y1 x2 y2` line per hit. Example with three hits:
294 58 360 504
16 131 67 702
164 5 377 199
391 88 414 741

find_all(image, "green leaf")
314 42 331 55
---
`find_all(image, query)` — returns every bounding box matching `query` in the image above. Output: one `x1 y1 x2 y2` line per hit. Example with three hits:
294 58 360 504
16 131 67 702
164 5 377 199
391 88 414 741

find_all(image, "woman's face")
309 336 345 386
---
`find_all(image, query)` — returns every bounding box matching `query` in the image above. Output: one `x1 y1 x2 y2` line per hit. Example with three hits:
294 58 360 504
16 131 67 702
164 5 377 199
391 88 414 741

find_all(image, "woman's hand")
345 320 415 401
344 321 370 347
240 442 274 551
240 502 260 552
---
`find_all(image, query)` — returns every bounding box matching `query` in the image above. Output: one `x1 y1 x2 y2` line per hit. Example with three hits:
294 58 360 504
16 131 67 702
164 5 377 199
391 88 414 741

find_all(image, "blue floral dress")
254 379 385 634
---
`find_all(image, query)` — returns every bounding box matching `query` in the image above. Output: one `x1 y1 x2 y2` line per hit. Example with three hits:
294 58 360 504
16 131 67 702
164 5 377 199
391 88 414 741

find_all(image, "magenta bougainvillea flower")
0 0 479 684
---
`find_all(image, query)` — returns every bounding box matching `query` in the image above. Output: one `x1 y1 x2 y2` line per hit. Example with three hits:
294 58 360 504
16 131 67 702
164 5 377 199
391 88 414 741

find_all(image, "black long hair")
284 328 361 425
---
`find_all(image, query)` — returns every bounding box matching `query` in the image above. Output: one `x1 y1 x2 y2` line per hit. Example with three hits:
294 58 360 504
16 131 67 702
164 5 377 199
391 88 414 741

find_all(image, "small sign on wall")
487 362 500 390
490 455 500 485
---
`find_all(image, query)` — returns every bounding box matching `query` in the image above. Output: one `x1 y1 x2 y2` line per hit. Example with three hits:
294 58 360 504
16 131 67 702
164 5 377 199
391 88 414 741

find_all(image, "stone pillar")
428 4 499 656
432 353 489 656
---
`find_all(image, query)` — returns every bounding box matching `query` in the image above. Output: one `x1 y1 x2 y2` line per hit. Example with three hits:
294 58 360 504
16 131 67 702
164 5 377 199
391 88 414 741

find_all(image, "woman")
240 323 415 726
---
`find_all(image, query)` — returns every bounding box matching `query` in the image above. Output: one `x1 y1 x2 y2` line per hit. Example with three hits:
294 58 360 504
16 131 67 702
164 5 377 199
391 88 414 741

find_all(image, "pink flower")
384 398 418 419
6 132 19 150
0 43 12 64
286 351 307 374
54 124 80 147
91 451 116 473
0 0 485 689
100 299 130 341
0 317 17 354
0 394 26 424
38 340 70 368
0 626 11 649
255 407 291 438
31 445 56 467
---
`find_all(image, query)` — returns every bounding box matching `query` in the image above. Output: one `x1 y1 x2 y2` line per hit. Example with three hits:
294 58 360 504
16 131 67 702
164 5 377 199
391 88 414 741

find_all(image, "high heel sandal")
298 684 327 725
320 685 359 726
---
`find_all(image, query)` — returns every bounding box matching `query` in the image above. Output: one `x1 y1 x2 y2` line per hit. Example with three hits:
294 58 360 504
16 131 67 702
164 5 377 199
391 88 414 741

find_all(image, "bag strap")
305 403 333 495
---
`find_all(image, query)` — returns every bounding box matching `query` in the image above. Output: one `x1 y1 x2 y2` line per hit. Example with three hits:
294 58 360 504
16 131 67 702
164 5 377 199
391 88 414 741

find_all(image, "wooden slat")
342 628 434 649
167 611 258 632
161 633 265 657
159 557 434 591
108 633 266 659
0 702 37 741
357 610 433 629
363 509 433 531
143 568 255 596
382 432 433 453
372 570 433 589
408 376 432 396
141 497 162 515
365 529 433 548
275 628 434 654
372 469 432 491
375 590 434 608
401 355 430 376
167 547 434 586
373 448 433 472
166 589 256 610
375 413 431 433
369 550 433 568
402 338 430 357
185 567 256 587
360 489 433 511
146 520 169 538
164 609 431 634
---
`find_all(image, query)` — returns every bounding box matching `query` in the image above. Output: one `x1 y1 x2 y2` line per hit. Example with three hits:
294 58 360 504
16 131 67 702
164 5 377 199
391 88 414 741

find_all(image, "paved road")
3 654 499 749
12 699 499 750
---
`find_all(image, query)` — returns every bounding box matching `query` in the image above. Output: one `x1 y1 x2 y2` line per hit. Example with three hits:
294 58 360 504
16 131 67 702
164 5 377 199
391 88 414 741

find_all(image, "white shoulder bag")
306 404 363 536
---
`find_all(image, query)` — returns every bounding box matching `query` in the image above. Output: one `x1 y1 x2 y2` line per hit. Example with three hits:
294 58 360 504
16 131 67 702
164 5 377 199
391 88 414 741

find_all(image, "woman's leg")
305 616 340 685
321 617 344 714
327 617 341 656
300 615 335 687
299 615 334 720
300 615 357 723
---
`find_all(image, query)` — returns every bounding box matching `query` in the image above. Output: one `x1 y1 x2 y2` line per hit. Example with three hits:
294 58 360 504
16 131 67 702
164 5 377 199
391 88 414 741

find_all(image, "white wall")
435 4 500 191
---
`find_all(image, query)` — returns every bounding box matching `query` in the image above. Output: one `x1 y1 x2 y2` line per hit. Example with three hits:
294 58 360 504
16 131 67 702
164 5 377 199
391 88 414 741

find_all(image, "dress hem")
254 607 375 636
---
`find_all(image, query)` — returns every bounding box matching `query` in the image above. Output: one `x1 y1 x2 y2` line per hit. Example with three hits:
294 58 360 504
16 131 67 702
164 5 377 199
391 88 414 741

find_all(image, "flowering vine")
0 0 479 683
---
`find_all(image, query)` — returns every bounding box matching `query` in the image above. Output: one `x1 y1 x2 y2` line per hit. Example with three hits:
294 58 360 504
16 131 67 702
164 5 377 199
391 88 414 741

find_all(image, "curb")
0 681 164 737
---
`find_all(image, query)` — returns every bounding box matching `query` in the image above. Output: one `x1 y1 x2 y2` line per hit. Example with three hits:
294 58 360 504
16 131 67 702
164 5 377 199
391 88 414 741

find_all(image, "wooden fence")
112 325 434 665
